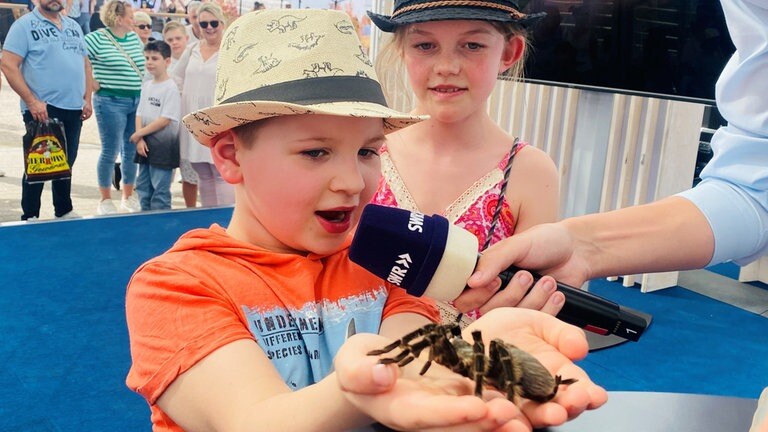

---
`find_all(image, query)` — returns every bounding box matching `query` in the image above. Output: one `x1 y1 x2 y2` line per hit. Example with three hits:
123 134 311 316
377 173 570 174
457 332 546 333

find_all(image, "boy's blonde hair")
162 20 186 35
197 2 227 25
100 0 131 28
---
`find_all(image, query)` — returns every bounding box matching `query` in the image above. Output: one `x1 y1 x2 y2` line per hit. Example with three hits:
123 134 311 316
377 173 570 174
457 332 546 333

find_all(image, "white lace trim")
380 151 503 223
444 170 503 223
380 152 420 212
435 301 476 329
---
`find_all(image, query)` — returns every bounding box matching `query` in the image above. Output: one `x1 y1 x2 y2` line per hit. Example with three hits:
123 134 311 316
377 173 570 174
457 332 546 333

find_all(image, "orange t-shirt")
125 224 438 431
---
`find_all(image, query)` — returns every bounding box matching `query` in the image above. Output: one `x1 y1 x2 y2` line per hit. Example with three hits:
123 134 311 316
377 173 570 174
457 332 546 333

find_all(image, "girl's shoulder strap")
497 140 527 170
483 137 522 250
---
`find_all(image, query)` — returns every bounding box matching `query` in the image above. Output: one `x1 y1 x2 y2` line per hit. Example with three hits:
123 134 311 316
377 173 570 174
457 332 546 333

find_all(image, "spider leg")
490 340 520 404
471 330 485 397
398 355 417 367
395 336 434 368
409 337 434 358
378 337 431 365
555 375 578 386
367 340 403 356
419 359 433 375
367 324 436 356
377 348 413 364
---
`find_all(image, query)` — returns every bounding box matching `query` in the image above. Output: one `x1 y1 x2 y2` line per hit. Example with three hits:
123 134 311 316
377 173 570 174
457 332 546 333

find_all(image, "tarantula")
367 323 577 404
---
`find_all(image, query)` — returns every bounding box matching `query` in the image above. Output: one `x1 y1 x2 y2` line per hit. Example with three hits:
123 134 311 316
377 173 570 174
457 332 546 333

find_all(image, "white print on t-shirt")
242 286 389 390
137 78 181 123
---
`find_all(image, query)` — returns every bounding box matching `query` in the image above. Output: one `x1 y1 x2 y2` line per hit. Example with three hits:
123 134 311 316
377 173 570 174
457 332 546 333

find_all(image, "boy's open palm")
336 308 607 431
336 332 530 431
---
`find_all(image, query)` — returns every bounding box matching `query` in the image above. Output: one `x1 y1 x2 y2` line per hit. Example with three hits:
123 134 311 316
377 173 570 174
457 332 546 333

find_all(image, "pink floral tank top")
370 142 527 323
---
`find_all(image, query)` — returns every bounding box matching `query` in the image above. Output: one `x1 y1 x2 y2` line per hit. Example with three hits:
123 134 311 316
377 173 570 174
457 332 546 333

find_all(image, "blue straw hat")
368 0 546 33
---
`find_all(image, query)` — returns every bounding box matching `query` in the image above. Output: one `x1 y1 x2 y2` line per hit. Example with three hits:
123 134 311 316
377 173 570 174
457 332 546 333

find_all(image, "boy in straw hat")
124 9 604 432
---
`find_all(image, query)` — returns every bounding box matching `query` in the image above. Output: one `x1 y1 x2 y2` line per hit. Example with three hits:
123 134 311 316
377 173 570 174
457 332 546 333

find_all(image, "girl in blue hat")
369 0 564 325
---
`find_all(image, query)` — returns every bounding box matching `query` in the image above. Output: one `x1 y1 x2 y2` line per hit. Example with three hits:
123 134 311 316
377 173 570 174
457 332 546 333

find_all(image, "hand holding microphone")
349 204 649 341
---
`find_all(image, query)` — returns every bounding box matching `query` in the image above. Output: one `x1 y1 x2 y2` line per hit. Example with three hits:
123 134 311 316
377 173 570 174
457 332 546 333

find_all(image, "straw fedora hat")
368 0 546 33
182 9 425 147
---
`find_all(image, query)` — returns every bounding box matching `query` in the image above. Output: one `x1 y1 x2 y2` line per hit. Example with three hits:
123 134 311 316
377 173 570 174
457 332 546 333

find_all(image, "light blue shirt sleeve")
677 0 768 266
2 14 29 59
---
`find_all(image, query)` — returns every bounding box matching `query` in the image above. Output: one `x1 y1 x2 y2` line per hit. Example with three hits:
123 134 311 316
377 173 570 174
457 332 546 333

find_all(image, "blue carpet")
0 208 233 432
0 208 765 431
582 279 768 399
707 262 741 280
707 261 768 291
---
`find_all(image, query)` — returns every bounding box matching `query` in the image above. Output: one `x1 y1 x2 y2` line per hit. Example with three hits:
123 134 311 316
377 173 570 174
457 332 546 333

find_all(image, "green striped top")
85 29 145 98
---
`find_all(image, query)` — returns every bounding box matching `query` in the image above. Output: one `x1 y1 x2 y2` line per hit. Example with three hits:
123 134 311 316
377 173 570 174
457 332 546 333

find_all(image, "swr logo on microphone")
386 253 412 285
407 211 424 232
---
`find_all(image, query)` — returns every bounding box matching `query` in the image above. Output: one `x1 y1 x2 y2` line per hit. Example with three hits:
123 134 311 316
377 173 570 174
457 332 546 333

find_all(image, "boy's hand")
130 131 143 144
336 333 530 431
336 308 607 431
136 139 149 157
464 308 607 428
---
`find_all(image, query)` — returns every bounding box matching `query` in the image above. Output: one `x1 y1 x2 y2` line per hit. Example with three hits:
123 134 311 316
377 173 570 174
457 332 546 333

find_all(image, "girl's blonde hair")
375 21 529 108
100 0 131 28
197 2 227 26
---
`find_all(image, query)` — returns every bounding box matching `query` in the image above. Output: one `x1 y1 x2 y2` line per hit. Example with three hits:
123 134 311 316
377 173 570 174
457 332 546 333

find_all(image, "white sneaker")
25 216 38 222
56 210 80 219
121 195 141 213
97 199 118 215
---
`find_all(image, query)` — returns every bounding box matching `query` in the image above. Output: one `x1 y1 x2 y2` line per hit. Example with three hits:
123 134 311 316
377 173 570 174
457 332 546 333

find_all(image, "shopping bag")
23 118 71 183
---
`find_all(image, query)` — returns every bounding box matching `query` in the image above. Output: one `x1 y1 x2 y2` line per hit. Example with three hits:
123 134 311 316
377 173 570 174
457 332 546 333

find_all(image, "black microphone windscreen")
349 204 478 301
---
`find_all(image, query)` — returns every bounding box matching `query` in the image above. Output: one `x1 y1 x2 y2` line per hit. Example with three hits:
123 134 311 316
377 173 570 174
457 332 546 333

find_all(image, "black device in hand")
349 204 649 342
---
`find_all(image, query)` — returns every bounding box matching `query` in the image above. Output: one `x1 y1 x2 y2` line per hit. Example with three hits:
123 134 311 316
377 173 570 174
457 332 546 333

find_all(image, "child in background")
161 21 188 75
162 22 197 207
129 40 180 211
369 0 564 325
125 10 604 432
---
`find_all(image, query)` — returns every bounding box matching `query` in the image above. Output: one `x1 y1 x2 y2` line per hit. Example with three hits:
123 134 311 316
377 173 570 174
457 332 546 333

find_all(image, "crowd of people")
0 0 334 219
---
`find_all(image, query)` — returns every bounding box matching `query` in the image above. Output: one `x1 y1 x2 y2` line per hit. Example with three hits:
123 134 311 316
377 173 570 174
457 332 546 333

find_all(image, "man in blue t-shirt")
0 0 93 220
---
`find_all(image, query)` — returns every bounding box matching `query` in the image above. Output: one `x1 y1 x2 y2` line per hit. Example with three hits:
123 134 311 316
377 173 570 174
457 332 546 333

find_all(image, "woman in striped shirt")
85 0 145 215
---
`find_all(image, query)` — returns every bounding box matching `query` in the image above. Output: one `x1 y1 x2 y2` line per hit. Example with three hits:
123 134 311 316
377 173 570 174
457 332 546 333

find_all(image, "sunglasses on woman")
199 20 220 29
135 24 151 30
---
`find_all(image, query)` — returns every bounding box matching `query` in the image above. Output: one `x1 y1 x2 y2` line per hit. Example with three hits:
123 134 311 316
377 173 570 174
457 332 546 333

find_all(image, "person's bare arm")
82 57 93 120
469 196 714 290
509 145 560 234
134 116 172 139
0 51 47 121
156 339 372 432
157 325 519 432
564 196 714 281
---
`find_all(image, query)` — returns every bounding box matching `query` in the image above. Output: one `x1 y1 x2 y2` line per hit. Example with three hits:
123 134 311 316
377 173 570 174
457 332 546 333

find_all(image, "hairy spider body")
368 323 577 404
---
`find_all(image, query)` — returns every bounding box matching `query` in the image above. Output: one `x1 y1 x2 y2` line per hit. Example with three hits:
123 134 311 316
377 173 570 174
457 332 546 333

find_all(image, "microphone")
349 204 649 342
